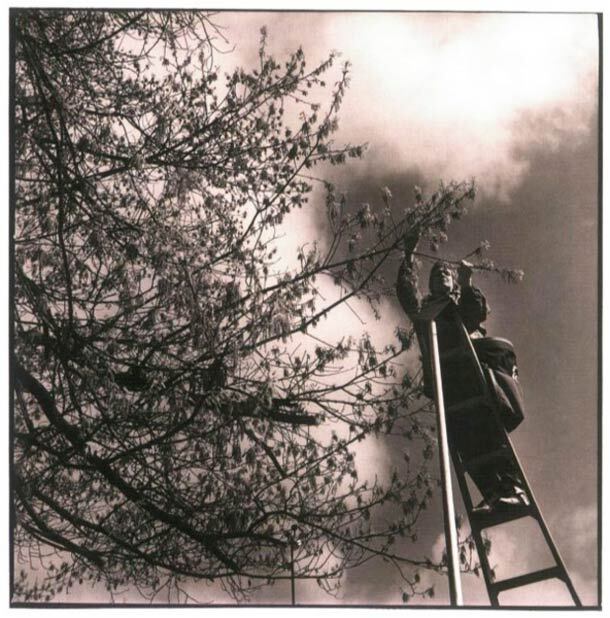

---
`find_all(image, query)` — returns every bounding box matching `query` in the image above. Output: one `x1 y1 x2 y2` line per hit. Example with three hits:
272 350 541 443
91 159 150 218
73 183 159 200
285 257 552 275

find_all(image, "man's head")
429 261 456 297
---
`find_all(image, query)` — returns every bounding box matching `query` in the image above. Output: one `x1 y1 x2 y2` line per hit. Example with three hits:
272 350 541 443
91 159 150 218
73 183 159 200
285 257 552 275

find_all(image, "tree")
12 9 478 603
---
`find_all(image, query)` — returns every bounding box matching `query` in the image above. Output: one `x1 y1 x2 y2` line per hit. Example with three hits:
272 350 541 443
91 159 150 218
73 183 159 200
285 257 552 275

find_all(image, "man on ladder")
395 228 582 607
396 230 527 514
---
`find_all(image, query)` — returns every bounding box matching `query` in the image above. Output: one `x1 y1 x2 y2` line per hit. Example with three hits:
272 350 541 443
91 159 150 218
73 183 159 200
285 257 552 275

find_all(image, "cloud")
558 503 597 559
223 12 597 201
267 189 423 487
327 13 597 198
553 503 598 604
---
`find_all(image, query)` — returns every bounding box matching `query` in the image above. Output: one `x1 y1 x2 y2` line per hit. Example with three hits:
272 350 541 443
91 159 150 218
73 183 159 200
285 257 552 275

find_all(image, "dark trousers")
448 411 521 500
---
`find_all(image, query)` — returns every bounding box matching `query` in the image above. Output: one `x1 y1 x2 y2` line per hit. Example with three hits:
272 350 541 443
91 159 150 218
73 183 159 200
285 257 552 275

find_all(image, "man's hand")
458 260 474 287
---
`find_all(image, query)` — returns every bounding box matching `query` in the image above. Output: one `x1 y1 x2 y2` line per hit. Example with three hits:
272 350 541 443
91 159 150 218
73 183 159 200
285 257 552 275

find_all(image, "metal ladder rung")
491 566 564 594
470 503 532 530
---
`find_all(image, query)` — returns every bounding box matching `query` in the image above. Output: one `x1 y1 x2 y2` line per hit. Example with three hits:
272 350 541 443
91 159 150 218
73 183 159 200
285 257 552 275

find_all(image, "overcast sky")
212 10 600 607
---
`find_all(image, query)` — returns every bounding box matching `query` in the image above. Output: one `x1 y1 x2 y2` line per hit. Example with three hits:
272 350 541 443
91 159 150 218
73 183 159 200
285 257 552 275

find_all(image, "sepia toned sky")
7 6 600 609
214 9 599 606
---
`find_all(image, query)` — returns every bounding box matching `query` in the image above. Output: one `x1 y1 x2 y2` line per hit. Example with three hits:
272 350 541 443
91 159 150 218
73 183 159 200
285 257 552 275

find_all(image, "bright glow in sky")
328 13 596 197
229 12 597 199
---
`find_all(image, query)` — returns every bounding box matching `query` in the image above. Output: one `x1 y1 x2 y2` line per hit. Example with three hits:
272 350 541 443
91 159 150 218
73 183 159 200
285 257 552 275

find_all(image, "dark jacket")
396 251 524 432
396 253 488 395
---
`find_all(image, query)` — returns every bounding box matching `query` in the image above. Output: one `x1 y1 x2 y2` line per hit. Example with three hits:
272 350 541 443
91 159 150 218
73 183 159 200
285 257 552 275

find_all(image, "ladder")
418 301 582 607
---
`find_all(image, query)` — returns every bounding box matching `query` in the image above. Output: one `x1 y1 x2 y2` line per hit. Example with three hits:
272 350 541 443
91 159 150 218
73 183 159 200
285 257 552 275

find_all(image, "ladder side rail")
438 315 502 606
451 321 581 605
456 323 497 408
498 429 583 607
428 319 464 607
464 338 582 607
483 369 582 606
442 315 503 606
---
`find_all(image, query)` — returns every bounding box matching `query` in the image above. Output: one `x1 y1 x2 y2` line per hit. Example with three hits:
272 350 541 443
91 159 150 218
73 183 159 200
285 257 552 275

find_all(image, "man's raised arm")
396 231 422 318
